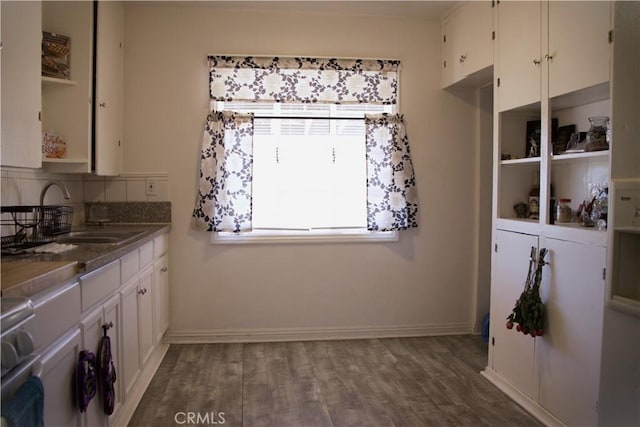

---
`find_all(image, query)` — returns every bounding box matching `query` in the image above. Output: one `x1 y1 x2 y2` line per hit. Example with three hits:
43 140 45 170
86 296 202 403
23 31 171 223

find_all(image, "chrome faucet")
40 181 71 206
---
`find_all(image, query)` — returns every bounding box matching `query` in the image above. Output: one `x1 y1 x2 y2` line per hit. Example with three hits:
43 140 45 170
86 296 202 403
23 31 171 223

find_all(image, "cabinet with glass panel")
494 1 612 244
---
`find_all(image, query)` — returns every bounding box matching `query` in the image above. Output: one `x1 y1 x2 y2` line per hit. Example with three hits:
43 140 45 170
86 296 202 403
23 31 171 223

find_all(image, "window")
192 56 418 242
213 101 396 243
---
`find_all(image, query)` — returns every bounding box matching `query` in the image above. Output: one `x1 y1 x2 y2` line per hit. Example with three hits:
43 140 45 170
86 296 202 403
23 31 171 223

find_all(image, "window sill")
211 229 399 244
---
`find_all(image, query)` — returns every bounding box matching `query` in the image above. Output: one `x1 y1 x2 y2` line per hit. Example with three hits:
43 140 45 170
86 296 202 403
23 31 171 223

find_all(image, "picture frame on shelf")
554 124 576 155
526 119 558 158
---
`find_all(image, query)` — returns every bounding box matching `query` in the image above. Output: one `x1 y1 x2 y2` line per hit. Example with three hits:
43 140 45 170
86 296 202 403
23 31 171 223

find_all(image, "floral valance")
208 55 400 105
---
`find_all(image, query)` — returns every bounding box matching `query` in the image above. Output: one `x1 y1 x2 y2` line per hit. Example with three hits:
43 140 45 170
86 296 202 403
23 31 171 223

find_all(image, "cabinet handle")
161 267 168 273
533 59 541 65
103 321 113 330
138 288 147 295
99 102 107 108
545 54 553 61
459 54 467 63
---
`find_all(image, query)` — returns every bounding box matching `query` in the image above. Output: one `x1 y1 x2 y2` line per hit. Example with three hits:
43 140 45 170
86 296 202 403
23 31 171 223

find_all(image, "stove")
1 297 37 378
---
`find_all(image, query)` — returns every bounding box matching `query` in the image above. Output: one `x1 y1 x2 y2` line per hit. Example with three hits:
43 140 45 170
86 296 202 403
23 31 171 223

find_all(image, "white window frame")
210 71 402 245
212 228 398 244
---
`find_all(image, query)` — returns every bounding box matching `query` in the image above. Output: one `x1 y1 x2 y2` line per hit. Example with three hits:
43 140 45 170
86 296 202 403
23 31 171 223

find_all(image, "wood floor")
129 335 542 427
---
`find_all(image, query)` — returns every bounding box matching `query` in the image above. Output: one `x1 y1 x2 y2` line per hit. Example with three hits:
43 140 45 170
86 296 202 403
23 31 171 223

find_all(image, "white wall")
123 3 481 340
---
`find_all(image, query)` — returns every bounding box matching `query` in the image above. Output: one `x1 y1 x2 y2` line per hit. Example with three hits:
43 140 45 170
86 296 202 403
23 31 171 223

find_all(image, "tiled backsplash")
83 174 169 202
1 167 169 227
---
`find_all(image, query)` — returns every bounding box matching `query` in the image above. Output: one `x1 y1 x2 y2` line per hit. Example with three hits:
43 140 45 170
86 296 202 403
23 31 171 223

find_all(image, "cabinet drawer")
34 281 81 351
139 241 153 269
154 234 168 259
81 261 120 311
121 250 139 284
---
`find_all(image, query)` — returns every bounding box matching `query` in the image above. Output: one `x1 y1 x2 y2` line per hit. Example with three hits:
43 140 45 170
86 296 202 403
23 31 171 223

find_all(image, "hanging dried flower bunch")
506 247 548 337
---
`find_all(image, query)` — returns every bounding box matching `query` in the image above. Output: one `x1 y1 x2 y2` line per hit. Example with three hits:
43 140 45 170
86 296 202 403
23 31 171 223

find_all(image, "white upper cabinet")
41 1 94 173
548 1 611 99
497 1 542 111
94 0 124 176
2 1 124 174
1 1 42 169
441 1 493 88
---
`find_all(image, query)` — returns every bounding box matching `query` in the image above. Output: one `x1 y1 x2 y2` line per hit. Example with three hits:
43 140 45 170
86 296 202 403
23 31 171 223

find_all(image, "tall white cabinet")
479 1 630 426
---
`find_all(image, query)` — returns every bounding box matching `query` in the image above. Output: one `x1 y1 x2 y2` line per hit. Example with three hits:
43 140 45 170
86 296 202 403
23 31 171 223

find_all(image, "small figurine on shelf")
513 202 528 218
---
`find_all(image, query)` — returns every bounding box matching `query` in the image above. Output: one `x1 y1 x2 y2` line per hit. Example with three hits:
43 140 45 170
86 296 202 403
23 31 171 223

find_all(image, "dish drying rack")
1 205 73 251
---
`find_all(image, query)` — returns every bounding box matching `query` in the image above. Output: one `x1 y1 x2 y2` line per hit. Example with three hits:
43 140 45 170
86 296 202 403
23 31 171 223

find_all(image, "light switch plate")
145 179 158 196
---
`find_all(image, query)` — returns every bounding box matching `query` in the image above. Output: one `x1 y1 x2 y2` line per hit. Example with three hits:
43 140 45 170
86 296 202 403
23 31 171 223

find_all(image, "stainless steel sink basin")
56 230 144 245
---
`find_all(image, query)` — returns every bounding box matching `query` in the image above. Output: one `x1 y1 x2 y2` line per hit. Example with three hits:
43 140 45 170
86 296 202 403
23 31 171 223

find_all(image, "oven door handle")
31 360 43 378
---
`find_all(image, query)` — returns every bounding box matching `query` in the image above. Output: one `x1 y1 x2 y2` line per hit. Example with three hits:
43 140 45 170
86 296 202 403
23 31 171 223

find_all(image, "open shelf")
501 157 541 166
42 76 77 86
42 157 89 164
552 150 609 163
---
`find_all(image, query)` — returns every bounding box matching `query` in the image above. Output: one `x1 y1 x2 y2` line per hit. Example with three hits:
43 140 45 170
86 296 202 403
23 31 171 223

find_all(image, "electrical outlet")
145 179 158 196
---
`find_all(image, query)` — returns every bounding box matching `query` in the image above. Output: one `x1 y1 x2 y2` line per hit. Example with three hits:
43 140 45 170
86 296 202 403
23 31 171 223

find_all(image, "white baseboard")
110 343 170 427
481 368 564 427
165 323 473 344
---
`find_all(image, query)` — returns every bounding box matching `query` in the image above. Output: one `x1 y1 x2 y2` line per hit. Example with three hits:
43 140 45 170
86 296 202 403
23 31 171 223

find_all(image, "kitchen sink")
56 230 144 245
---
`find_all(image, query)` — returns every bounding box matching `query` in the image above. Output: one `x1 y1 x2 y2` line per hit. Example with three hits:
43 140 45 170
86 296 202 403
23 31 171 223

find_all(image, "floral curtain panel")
192 111 254 232
208 56 400 105
365 113 418 231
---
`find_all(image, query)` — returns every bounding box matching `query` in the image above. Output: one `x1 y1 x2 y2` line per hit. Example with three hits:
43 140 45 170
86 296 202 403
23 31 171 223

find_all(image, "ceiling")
142 1 458 21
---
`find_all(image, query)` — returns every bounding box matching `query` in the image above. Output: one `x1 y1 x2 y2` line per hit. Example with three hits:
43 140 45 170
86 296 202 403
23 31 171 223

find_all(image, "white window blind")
216 101 394 232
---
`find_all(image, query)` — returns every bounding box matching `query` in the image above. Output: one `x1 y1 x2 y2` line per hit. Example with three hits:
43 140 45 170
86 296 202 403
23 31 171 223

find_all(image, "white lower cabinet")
488 230 607 425
537 237 606 426
39 328 83 427
29 232 169 427
490 230 540 399
80 294 122 427
120 276 141 399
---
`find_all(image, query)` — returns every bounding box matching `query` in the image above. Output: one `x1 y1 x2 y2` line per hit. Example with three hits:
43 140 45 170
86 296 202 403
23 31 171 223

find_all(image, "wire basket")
1 205 73 251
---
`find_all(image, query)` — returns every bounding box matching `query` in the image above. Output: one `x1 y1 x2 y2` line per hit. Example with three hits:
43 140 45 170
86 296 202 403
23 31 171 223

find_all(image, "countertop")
1 223 170 298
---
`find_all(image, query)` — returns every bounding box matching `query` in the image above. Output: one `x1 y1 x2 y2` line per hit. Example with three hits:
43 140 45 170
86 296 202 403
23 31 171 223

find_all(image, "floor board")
129 335 543 427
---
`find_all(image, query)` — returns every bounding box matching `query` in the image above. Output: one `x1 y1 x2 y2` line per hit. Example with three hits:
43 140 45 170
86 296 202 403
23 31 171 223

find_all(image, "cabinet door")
120 277 140 399
80 306 108 427
490 230 539 399
442 2 493 88
138 266 154 365
39 328 82 427
102 295 122 424
94 0 124 176
537 238 606 426
497 1 542 111
548 1 611 98
154 254 170 344
442 8 465 87
0 1 42 168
